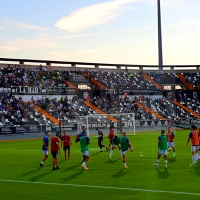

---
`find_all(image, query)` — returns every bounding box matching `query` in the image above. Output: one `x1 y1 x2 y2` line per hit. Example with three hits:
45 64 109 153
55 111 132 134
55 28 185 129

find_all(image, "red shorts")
109 135 114 140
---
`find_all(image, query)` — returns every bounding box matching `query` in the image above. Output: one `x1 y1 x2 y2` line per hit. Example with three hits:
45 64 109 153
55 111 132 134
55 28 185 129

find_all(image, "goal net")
75 113 135 137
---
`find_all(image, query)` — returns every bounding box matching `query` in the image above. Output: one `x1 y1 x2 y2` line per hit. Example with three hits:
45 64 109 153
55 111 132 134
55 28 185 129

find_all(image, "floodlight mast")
157 0 163 70
86 115 89 137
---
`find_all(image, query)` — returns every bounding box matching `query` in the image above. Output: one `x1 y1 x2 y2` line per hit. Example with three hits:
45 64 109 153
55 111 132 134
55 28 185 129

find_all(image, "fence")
0 117 196 135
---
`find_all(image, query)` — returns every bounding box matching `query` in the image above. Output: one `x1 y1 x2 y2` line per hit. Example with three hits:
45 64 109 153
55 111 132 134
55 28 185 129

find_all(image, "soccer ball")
168 147 172 152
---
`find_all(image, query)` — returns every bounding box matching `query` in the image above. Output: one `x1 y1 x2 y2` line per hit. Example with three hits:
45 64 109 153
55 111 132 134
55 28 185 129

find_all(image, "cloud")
0 38 56 52
55 0 139 32
57 32 101 39
58 21 200 38
2 19 47 31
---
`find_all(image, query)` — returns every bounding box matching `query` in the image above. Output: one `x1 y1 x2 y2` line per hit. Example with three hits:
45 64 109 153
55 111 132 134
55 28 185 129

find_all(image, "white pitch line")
0 179 199 196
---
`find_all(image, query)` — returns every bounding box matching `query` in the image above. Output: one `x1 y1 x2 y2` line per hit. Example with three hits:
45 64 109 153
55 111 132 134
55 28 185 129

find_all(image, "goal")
75 113 135 137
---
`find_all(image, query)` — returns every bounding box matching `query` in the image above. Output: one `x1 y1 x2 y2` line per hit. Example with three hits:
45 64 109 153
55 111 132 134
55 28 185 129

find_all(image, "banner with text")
11 86 76 95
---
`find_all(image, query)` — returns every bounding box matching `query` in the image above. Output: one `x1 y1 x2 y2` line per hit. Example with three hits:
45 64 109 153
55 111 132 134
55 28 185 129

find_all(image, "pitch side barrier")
0 118 196 135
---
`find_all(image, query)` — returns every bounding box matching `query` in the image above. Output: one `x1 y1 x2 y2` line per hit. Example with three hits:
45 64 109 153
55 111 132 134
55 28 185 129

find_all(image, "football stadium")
1 0 200 200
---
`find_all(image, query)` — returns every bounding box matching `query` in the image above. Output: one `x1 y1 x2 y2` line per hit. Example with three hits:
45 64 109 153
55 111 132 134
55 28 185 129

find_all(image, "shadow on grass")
156 168 169 179
43 163 53 168
18 168 42 178
59 160 66 164
168 157 176 163
105 158 120 164
90 152 101 157
61 170 84 182
112 168 130 178
29 171 52 182
43 159 65 168
190 164 200 177
64 163 83 171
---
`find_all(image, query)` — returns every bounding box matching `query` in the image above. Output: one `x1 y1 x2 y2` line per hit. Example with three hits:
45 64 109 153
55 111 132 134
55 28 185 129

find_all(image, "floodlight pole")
157 0 163 69
86 115 89 137
58 109 61 135
133 117 136 135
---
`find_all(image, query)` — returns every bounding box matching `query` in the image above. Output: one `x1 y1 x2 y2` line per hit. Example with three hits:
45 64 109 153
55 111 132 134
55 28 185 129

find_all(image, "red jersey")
62 135 71 147
51 136 60 152
198 132 200 145
189 131 199 146
108 128 114 139
167 131 174 142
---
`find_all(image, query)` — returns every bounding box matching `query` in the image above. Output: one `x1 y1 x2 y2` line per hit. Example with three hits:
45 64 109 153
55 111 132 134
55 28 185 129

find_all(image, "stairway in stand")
142 73 163 90
33 104 63 124
65 80 78 91
176 74 195 90
84 101 118 122
136 101 166 120
84 72 107 90
172 100 200 118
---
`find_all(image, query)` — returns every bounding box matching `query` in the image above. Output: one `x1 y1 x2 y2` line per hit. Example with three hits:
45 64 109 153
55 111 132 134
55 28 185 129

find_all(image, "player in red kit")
51 131 61 170
187 125 199 166
167 126 176 157
197 128 200 158
107 125 115 149
61 130 72 160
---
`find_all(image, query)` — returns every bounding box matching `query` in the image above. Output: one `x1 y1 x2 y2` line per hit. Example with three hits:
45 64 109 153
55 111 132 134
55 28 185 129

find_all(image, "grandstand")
0 57 200 135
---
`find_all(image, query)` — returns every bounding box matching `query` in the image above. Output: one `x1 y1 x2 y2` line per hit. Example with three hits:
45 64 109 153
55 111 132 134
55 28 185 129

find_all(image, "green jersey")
80 136 90 152
158 135 168 150
120 136 130 151
111 138 120 145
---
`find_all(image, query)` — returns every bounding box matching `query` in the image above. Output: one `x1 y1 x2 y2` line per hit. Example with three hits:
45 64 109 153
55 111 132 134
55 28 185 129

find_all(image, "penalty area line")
0 179 199 196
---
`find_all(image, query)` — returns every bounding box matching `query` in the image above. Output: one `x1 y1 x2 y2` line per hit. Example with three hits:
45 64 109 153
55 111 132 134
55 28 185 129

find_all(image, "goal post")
75 113 135 137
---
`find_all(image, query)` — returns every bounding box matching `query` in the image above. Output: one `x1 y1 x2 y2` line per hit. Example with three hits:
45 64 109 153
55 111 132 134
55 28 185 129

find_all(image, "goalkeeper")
96 127 106 152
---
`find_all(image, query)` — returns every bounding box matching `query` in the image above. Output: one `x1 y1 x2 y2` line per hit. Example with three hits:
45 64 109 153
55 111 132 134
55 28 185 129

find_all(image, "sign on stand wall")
11 86 76 95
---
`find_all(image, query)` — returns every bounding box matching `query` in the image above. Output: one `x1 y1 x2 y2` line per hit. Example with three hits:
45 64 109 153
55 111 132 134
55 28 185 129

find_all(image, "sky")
0 0 200 65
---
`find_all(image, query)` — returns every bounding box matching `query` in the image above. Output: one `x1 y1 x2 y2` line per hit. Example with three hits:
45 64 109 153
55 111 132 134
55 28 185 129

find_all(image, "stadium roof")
0 57 200 71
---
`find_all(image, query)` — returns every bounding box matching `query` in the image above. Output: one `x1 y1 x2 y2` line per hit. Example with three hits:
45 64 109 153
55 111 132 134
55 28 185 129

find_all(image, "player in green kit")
154 130 168 168
75 130 90 170
109 136 122 159
119 132 133 169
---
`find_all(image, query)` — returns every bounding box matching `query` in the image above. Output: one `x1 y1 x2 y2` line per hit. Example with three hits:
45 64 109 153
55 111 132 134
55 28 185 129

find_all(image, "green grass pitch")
0 129 200 200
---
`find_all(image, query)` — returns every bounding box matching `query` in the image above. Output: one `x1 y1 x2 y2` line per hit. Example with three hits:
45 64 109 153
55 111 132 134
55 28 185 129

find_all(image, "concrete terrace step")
83 72 107 90
176 74 195 90
136 101 166 120
172 100 200 119
142 73 163 90
33 104 63 125
84 101 118 122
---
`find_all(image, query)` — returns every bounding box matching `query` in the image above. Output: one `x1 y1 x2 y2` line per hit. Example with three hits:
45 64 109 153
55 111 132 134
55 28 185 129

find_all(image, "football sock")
83 162 86 168
110 150 113 157
164 160 167 167
192 156 196 164
195 154 199 161
124 163 127 167
155 159 160 166
40 161 44 164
